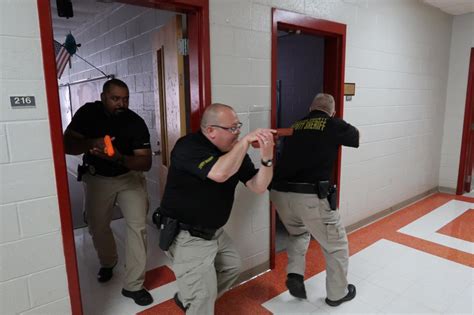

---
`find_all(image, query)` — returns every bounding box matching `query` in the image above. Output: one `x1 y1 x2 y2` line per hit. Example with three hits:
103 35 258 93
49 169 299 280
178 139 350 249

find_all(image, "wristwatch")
261 158 273 167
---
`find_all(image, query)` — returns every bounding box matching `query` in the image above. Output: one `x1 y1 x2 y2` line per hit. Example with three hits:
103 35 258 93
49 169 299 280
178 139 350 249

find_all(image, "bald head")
200 103 235 129
309 93 335 116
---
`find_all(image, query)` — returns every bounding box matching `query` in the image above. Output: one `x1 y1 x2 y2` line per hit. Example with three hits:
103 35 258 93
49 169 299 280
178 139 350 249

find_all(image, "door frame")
270 9 346 268
37 1 210 314
456 48 474 195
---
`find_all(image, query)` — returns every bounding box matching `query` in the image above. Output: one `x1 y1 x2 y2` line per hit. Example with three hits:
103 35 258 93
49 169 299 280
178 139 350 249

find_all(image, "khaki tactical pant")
166 228 242 315
270 190 349 301
83 171 148 291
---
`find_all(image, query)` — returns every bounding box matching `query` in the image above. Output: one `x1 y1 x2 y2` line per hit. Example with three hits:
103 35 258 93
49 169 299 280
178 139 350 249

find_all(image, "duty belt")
272 181 318 194
179 223 217 240
159 215 217 240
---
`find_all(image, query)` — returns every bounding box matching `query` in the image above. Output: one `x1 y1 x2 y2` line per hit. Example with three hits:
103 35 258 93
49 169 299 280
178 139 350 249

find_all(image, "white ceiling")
422 0 474 15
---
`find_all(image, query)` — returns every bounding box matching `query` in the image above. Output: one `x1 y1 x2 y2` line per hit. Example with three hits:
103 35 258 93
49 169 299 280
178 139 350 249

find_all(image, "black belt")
272 181 319 194
157 214 217 240
179 223 217 240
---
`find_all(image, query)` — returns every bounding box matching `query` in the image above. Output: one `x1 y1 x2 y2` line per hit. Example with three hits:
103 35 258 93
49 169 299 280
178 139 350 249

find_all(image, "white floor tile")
365 267 417 295
381 294 438 314
319 296 380 314
443 283 474 315
349 254 385 280
398 200 473 254
354 281 398 311
262 291 321 314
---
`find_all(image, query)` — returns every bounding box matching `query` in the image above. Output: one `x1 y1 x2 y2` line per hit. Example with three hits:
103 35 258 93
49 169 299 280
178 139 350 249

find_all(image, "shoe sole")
121 290 153 306
286 280 307 299
325 284 356 307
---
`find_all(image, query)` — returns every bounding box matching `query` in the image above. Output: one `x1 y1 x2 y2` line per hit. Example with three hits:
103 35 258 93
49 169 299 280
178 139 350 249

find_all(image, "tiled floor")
75 193 474 314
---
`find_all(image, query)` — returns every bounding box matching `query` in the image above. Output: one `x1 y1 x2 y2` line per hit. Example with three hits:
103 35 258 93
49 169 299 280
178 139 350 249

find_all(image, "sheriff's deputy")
271 93 360 306
156 103 275 314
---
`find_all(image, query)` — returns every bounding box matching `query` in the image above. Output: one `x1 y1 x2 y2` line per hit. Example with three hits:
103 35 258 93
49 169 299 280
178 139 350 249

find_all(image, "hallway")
76 192 473 314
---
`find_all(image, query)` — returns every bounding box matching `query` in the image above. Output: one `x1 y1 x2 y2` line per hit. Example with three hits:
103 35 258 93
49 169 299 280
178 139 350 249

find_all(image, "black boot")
174 293 188 312
325 284 356 307
286 273 307 299
121 288 154 306
97 262 117 283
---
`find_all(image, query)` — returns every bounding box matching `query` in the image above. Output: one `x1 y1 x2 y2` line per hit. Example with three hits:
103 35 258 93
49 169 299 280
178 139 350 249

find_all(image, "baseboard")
346 187 439 233
438 186 456 194
235 261 270 287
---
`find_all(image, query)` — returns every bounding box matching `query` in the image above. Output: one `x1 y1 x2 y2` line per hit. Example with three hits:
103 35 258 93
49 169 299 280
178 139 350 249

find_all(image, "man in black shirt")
159 103 275 314
271 93 359 307
64 79 153 306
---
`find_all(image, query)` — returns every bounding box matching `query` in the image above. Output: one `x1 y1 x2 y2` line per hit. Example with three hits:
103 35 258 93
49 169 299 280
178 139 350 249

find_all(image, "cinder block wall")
0 1 71 314
439 13 474 189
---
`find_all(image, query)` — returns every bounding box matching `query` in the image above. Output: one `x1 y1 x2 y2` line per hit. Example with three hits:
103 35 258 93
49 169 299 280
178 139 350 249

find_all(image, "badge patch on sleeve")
198 156 214 169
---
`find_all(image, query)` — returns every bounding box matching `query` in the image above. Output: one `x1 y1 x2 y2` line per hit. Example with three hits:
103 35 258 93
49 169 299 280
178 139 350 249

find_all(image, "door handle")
157 140 160 146
153 150 161 156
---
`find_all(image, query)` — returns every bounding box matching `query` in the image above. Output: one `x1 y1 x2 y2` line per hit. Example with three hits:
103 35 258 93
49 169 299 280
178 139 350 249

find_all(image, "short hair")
200 103 235 128
102 78 128 93
309 93 335 115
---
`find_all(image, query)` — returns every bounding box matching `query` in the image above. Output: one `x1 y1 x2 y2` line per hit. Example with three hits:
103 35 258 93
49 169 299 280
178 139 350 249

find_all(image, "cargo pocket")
325 223 341 241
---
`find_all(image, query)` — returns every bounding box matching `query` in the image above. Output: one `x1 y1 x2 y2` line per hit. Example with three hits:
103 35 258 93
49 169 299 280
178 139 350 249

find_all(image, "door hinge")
178 38 188 56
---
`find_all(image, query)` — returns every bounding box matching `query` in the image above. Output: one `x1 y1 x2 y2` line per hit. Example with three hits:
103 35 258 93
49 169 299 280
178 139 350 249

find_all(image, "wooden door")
152 15 187 197
464 79 474 192
457 48 474 194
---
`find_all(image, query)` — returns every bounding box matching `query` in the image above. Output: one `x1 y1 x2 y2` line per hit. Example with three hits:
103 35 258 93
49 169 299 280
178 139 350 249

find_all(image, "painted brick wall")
0 1 71 314
209 0 453 272
439 13 474 189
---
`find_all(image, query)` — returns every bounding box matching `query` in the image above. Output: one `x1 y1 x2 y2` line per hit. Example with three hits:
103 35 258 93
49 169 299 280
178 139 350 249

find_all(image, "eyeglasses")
209 122 243 134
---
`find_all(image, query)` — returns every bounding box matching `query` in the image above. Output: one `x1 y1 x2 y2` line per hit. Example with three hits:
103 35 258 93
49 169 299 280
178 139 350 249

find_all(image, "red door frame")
37 1 210 314
456 48 474 195
270 9 346 268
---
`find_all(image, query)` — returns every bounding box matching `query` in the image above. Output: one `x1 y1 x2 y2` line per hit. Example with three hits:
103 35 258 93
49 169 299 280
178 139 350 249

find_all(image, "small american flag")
54 40 71 79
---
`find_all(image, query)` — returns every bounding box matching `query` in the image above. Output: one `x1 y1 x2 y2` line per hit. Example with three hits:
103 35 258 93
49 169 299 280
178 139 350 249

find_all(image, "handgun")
251 128 293 148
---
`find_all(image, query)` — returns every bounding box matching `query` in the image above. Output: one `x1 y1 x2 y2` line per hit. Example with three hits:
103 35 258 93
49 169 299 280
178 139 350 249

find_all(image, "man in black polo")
158 103 275 314
64 79 153 306
271 93 359 306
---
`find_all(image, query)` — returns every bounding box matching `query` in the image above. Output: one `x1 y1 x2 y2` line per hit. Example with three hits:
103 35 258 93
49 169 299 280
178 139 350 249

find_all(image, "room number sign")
10 96 36 108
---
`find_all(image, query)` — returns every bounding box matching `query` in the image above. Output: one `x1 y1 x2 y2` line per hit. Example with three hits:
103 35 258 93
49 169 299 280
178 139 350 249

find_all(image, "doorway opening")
456 48 474 196
270 9 346 268
275 30 325 253
37 0 210 314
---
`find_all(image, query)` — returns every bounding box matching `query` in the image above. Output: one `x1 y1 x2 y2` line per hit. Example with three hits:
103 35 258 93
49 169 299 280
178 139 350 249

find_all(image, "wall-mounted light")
344 83 355 101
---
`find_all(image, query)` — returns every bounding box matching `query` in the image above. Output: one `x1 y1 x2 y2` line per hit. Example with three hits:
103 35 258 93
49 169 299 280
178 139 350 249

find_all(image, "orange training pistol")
251 128 293 148
104 135 115 157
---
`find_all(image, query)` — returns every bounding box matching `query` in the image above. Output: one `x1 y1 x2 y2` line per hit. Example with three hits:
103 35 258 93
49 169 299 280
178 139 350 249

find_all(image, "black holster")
152 208 179 251
327 185 337 210
77 164 87 182
317 180 330 199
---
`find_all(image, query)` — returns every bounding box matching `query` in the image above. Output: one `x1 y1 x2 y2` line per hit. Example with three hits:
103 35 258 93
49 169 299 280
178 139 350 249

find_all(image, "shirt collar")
308 109 330 118
197 131 221 153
